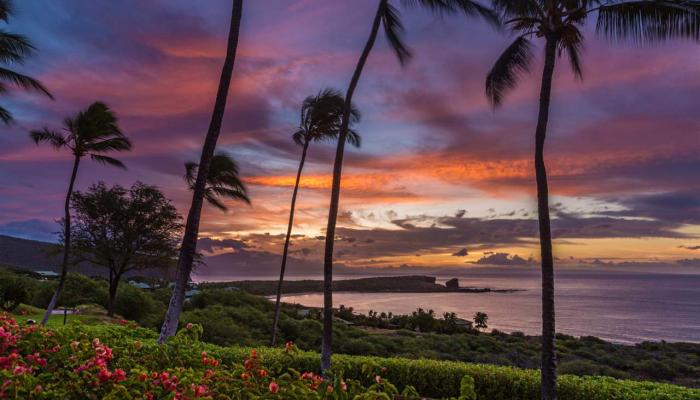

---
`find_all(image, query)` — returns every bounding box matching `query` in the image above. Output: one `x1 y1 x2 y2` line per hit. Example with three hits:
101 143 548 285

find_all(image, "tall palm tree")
30 101 132 326
486 1 700 398
159 0 244 344
184 152 250 211
1 0 52 124
269 88 361 347
320 0 497 372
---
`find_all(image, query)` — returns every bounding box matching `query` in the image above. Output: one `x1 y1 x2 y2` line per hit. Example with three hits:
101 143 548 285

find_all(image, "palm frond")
204 192 229 212
184 161 197 188
492 0 542 19
87 136 132 153
29 128 67 148
346 129 362 148
210 186 251 205
485 36 534 107
559 24 584 79
184 153 250 211
402 0 501 27
0 30 36 63
90 154 127 169
291 129 307 146
0 104 11 124
597 1 700 43
381 1 412 65
0 67 52 98
0 0 12 22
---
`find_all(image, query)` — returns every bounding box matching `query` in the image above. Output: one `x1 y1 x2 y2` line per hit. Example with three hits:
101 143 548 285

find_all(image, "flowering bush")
0 313 419 399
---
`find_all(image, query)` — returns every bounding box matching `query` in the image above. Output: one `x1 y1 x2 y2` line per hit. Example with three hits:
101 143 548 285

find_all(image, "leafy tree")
485 1 700 398
0 274 27 311
474 311 488 330
70 182 181 316
159 0 244 344
270 88 361 347
0 0 52 124
30 102 132 325
320 0 498 372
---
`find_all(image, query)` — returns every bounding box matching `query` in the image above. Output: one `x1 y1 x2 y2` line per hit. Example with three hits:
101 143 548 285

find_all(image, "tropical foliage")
320 0 498 372
30 102 132 326
486 1 700 398
0 0 52 124
271 88 360 347
185 152 250 212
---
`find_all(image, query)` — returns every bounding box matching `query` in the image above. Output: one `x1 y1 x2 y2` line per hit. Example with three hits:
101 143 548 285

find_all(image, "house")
128 281 152 290
455 318 473 330
35 270 59 280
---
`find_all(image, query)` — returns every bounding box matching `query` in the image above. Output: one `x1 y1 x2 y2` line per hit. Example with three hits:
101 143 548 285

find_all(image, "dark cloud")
197 237 248 254
452 248 468 257
602 190 700 224
679 245 700 251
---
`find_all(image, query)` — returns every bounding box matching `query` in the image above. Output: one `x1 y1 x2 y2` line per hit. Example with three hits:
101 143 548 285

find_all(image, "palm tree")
486 2 700 398
1 0 53 124
320 0 497 372
30 102 132 326
159 0 244 344
269 88 361 347
184 152 250 211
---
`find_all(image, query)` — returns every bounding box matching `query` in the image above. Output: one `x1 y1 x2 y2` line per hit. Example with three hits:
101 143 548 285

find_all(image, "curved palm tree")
30 101 132 326
269 88 361 347
184 152 250 211
0 0 52 124
159 0 243 344
486 1 700 398
320 0 497 372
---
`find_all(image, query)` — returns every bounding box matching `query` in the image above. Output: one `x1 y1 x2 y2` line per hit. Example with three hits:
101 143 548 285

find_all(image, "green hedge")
62 325 700 400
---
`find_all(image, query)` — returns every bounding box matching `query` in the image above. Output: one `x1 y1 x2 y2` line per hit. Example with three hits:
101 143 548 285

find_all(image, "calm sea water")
273 267 700 344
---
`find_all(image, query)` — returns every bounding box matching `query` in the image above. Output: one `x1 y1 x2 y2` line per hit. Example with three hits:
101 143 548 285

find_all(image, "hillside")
0 234 172 279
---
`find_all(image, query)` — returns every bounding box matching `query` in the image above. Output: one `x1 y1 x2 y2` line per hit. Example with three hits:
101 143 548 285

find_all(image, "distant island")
201 275 522 296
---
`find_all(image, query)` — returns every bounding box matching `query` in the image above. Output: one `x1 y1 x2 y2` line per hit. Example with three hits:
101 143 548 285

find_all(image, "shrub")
0 314 415 400
0 274 28 311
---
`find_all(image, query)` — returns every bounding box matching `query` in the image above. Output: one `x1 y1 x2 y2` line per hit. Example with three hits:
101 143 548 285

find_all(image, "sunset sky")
1 0 699 273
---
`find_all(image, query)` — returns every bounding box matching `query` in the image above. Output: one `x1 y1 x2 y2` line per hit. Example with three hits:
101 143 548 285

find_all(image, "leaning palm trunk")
41 155 80 326
270 141 309 346
536 35 558 400
158 0 243 343
321 0 384 373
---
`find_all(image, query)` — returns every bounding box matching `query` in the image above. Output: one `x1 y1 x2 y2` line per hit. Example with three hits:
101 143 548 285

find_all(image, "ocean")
270 266 700 344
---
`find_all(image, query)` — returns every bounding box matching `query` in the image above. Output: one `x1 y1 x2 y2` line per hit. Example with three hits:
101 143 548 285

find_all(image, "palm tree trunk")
321 0 384 373
158 0 243 344
270 141 309 346
41 155 80 326
536 35 558 400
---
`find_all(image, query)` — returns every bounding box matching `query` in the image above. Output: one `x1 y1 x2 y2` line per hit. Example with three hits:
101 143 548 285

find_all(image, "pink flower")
186 323 194 330
268 381 279 394
326 385 334 393
98 368 112 382
285 341 294 351
112 369 126 382
375 375 382 384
